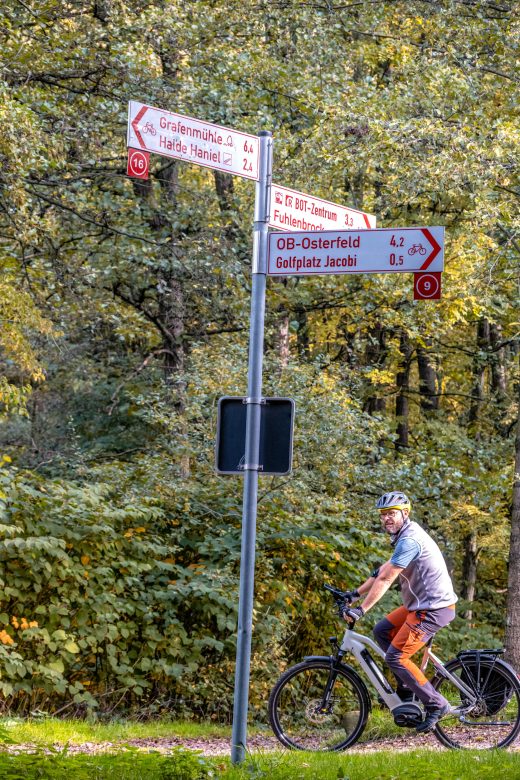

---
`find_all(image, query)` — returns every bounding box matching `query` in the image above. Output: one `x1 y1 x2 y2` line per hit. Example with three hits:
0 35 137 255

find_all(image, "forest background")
0 0 518 721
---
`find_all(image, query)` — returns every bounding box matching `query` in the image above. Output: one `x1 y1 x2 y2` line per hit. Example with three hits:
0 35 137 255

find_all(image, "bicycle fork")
317 639 345 712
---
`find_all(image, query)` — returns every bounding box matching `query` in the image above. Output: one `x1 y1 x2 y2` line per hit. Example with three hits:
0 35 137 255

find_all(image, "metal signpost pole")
231 131 273 765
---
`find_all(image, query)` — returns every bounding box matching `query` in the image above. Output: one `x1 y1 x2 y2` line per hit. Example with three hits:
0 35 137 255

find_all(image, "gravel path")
2 732 505 756
3 729 519 756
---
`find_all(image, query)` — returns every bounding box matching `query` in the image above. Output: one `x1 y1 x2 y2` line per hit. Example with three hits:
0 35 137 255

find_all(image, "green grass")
0 707 398 747
0 748 517 780
0 715 517 779
222 750 520 780
358 707 403 741
0 716 231 745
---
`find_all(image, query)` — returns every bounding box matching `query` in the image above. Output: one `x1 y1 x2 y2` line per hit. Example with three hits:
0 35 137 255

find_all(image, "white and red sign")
127 148 150 179
267 226 444 276
127 101 259 180
270 184 376 232
414 272 442 300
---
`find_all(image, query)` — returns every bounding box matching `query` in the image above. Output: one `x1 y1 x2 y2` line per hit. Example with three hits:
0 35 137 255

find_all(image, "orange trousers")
373 605 455 710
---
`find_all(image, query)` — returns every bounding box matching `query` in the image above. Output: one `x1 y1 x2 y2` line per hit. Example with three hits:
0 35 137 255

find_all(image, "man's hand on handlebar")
324 584 362 621
324 584 360 603
343 605 365 626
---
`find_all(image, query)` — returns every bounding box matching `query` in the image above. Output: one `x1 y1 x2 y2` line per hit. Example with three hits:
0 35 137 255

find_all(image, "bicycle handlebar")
324 583 354 621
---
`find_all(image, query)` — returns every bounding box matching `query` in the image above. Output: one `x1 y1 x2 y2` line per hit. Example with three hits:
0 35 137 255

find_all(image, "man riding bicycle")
343 491 458 733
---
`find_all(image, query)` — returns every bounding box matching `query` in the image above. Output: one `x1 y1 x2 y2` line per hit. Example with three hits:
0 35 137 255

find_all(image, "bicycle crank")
392 702 424 727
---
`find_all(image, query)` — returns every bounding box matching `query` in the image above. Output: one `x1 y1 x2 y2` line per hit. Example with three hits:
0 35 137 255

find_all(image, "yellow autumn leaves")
0 616 39 645
0 631 13 646
12 616 39 630
123 527 147 538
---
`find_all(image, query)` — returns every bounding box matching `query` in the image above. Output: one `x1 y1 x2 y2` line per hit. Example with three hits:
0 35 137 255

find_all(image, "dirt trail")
3 733 520 756
118 732 443 755
5 732 518 756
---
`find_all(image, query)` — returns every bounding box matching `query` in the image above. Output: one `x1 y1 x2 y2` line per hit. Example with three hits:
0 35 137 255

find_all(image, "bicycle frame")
339 627 478 711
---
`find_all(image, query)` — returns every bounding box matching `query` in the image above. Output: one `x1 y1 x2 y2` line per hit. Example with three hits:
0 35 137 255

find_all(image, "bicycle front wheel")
268 659 370 751
432 656 520 749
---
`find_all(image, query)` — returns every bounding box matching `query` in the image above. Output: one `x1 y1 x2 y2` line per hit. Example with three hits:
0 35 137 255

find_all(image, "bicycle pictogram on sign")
408 244 427 256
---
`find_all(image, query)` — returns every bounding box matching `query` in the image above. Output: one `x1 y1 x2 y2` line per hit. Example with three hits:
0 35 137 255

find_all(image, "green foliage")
0 0 517 719
0 748 213 780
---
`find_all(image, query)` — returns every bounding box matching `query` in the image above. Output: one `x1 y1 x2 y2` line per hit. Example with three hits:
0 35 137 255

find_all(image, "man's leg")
373 606 408 652
373 607 413 701
384 606 456 730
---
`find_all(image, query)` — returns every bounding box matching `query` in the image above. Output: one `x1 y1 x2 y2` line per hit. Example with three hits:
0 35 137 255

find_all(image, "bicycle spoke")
433 660 520 749
270 661 368 751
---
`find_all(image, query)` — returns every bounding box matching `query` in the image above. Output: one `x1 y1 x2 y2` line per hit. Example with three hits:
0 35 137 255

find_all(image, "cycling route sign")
127 148 150 179
414 272 442 300
269 183 376 232
267 226 444 277
127 100 259 180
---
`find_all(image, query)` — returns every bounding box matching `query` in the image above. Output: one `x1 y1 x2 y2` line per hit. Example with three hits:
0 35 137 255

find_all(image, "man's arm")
353 576 377 597
350 562 387 599
359 560 402 613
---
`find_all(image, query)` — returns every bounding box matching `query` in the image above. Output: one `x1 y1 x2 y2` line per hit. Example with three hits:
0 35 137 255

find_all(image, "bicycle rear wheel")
268 659 370 751
431 656 520 749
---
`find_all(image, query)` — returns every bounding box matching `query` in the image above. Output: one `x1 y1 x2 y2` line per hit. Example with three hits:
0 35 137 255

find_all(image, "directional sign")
414 272 442 300
267 226 444 276
127 101 259 180
270 184 376 232
127 148 150 179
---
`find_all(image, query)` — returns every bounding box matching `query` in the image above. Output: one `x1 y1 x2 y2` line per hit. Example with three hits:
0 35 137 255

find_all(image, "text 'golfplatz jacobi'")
273 234 360 271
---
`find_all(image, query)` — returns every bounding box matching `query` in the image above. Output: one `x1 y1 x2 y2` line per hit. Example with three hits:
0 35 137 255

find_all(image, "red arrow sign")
268 226 444 276
131 105 148 149
420 228 442 270
269 184 376 232
127 100 259 180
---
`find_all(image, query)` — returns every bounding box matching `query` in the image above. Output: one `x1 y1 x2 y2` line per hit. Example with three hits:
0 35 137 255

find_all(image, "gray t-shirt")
391 536 421 568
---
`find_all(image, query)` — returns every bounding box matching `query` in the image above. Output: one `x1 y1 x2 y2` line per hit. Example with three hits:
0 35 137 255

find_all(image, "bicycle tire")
431 656 520 749
268 659 370 751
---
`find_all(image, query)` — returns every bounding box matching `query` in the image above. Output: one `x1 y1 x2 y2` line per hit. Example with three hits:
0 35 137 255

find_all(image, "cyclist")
343 491 458 733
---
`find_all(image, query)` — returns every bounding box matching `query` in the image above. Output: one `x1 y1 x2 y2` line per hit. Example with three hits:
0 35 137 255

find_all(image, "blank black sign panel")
215 397 295 475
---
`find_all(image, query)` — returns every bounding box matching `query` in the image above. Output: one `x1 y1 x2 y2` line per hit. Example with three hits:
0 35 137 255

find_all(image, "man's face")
380 508 409 535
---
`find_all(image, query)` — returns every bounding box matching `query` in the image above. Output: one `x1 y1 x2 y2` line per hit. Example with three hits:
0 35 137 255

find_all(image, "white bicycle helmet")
376 491 411 511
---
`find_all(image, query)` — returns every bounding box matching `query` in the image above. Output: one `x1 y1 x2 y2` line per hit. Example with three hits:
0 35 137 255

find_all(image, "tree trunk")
295 308 310 360
161 276 186 399
161 275 189 478
276 310 290 370
461 529 478 621
417 340 439 413
489 323 507 404
213 171 241 240
93 0 111 23
505 381 520 668
395 330 412 450
468 318 490 427
364 323 387 415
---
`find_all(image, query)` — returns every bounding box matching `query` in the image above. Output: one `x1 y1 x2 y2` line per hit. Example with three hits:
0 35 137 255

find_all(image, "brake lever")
336 598 348 620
